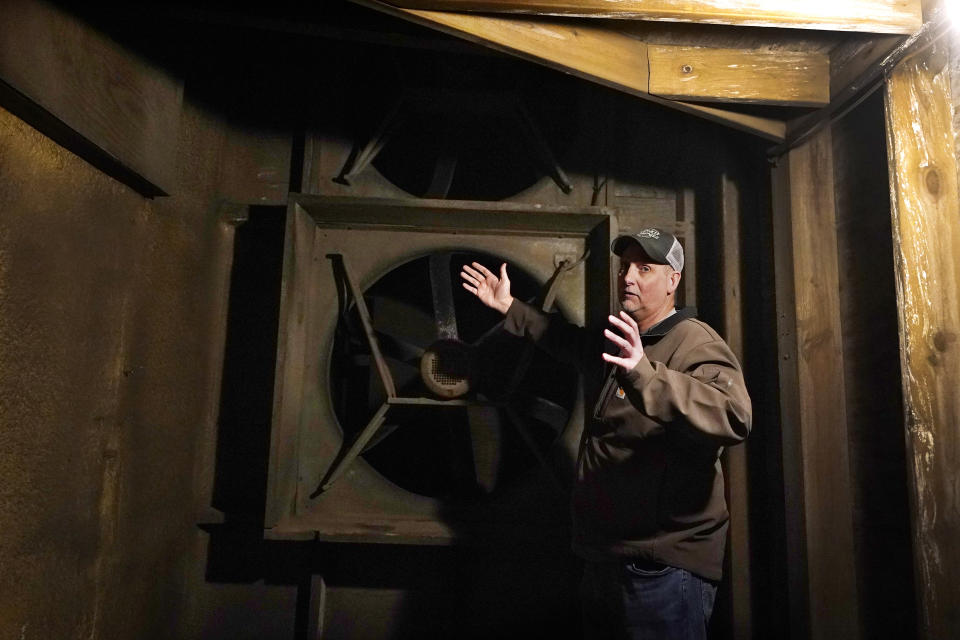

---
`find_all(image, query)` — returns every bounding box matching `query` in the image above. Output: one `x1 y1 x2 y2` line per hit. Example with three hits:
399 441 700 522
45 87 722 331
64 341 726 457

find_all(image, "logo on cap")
637 228 661 239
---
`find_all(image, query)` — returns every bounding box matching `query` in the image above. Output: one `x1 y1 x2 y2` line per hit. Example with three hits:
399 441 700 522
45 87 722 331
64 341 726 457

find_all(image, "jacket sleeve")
502 299 601 373
618 337 752 447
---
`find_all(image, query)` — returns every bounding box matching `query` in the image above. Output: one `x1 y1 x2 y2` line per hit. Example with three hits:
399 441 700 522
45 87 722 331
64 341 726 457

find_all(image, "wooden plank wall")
771 151 809 640
772 127 860 640
0 0 183 195
884 38 960 640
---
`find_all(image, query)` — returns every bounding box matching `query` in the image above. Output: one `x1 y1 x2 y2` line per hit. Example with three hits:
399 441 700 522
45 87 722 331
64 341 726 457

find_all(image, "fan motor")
420 339 472 398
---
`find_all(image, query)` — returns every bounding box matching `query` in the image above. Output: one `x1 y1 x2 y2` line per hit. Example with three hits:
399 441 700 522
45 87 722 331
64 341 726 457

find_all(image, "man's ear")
667 269 681 293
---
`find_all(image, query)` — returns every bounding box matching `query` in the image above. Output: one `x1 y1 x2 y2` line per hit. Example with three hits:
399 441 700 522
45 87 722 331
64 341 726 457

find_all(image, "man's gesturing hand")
602 311 645 371
460 262 514 315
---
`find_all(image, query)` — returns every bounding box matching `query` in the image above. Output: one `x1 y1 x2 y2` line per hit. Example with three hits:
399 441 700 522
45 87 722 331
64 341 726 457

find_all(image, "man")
460 228 751 639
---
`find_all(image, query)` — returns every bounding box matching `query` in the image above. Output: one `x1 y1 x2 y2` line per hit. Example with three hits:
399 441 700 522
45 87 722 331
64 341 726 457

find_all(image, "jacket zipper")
592 367 619 421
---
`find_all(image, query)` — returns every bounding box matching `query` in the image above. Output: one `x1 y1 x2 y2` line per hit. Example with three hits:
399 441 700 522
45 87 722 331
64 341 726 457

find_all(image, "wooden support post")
720 172 752 639
884 39 960 640
771 127 860 640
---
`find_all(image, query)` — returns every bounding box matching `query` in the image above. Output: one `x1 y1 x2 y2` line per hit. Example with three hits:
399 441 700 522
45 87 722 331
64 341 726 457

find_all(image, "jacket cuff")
618 355 656 390
502 298 528 337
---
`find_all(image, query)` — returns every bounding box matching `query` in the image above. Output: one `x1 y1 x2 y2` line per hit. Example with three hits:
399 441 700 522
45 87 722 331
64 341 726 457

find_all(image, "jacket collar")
641 307 697 338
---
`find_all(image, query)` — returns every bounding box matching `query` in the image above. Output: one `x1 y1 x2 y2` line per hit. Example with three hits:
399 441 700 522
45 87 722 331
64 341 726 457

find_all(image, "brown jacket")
504 301 751 581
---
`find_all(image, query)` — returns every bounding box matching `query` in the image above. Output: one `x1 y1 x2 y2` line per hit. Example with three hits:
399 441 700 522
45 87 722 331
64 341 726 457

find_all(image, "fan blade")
470 294 539 347
375 330 425 367
368 295 434 350
424 149 458 199
513 394 570 434
429 252 459 340
504 406 564 494
466 405 503 494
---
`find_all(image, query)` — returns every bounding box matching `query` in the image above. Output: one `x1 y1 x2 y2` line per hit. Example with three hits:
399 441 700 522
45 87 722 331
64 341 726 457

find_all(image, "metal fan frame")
314 248 586 496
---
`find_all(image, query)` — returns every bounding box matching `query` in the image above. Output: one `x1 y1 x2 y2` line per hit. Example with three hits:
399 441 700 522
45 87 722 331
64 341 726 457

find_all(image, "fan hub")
420 339 472 398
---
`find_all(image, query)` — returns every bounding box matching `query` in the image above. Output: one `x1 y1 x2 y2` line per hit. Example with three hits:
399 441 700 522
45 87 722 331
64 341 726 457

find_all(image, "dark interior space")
205 205 288 593
213 206 286 531
2 3 796 636
832 89 916 639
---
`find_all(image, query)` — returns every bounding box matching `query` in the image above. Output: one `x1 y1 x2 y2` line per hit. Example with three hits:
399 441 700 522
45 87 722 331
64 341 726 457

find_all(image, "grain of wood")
786 128 860 640
773 129 861 639
648 45 829 106
884 40 960 640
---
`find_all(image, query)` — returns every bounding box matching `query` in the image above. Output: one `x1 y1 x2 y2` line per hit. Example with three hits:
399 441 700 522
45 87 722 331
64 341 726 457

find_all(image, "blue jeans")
580 560 718 640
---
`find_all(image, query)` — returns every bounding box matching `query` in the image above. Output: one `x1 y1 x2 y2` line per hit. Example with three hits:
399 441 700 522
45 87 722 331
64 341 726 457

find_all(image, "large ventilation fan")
333 52 581 201
265 196 635 543
326 250 578 501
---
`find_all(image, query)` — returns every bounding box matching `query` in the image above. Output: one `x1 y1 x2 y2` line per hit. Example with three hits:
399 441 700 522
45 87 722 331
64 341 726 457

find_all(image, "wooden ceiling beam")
355 0 789 140
648 45 829 106
381 0 922 34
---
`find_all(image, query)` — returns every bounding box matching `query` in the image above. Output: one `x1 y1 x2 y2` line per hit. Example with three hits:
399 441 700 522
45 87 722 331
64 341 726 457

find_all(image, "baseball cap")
611 228 684 272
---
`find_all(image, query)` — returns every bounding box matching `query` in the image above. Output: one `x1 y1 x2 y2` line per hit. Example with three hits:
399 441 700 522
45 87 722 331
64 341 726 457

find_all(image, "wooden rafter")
382 0 922 34
355 0 792 140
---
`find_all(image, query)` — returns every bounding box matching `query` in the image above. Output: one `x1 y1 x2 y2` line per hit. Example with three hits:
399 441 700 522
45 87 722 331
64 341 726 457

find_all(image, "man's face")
617 243 681 321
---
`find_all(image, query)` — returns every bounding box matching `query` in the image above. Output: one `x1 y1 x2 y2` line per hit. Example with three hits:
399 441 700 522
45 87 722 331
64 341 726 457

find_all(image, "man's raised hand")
602 311 645 371
460 262 514 315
